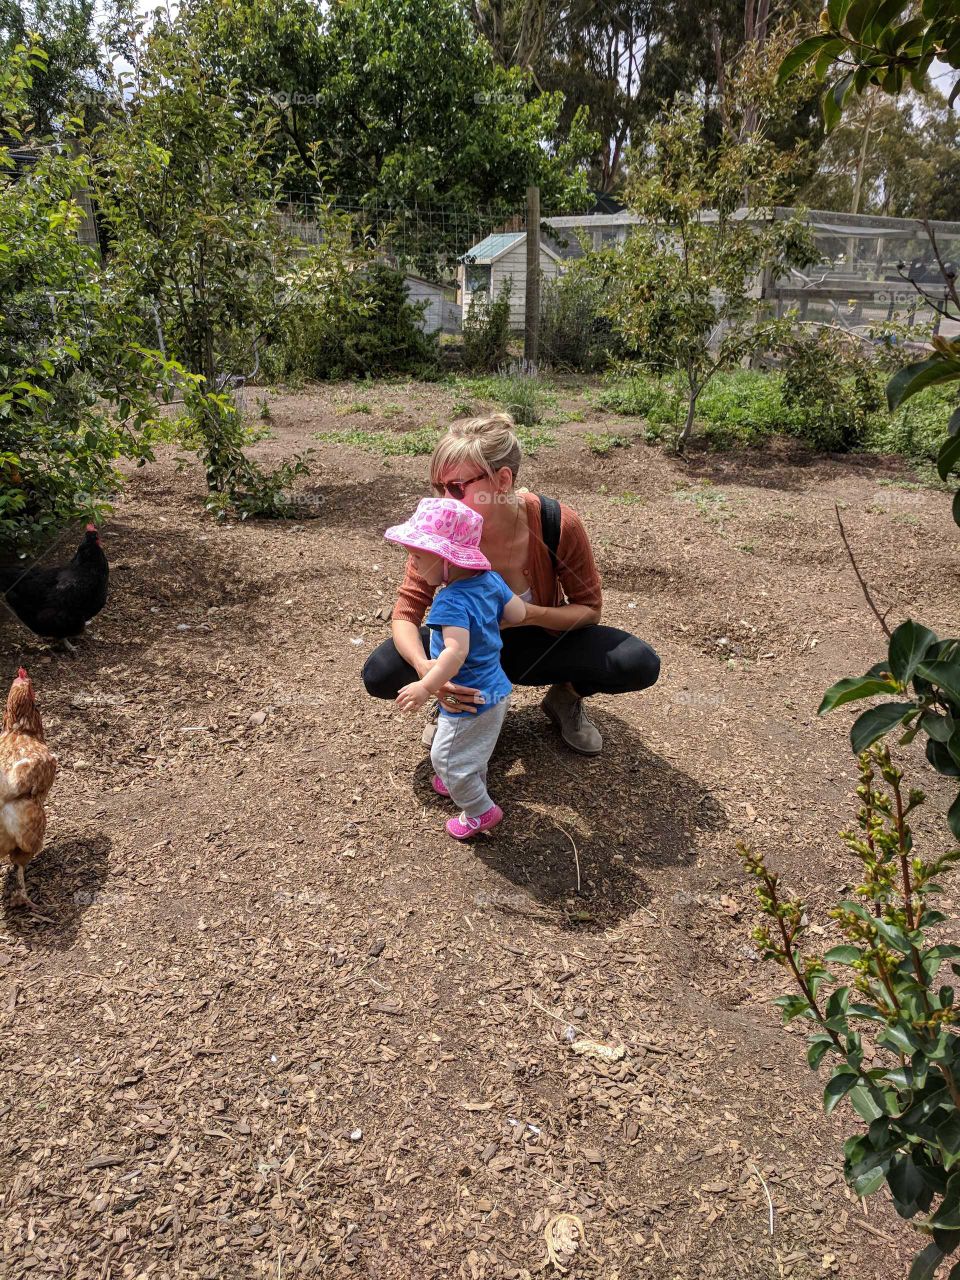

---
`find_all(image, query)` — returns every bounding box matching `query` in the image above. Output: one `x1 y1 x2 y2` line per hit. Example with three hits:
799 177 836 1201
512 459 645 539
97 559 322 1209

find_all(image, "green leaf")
851 702 916 754
950 793 960 842
825 945 861 965
939 433 960 482
850 1002 889 1022
808 1035 836 1069
931 1178 960 1230
845 0 877 39
773 994 812 1023
948 406 960 437
890 621 939 685
777 35 834 84
910 1241 947 1280
940 1115 960 1171
928 738 960 779
922 712 955 743
865 0 908 38
918 661 960 706
827 0 853 27
824 1068 858 1113
823 81 842 131
849 1083 885 1121
819 674 900 714
889 1155 932 1217
874 918 914 953
815 38 848 78
888 354 960 411
878 1022 922 1055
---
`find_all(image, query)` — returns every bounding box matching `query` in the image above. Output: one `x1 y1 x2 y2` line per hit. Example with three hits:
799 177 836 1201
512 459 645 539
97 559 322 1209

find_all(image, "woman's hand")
396 680 431 713
436 680 481 715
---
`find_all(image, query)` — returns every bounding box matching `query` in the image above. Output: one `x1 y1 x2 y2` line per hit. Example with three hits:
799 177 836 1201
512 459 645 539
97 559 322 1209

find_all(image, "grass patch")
597 366 960 462
315 422 556 458
584 431 634 456
336 401 373 416
457 372 561 430
673 481 730 521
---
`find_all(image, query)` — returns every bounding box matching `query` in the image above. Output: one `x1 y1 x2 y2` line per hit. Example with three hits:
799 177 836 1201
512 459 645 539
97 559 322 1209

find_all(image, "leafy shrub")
780 328 886 451
0 42 168 550
458 368 560 431
538 268 623 373
181 382 310 519
461 280 512 372
698 369 797 446
278 263 439 381
868 383 960 464
743 743 960 1277
596 373 683 427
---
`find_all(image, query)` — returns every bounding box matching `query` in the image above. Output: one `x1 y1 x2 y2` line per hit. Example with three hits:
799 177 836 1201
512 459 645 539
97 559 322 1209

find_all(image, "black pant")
362 625 661 700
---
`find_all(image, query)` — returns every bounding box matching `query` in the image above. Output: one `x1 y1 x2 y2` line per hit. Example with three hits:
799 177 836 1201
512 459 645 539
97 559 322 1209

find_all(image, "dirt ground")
1 377 958 1280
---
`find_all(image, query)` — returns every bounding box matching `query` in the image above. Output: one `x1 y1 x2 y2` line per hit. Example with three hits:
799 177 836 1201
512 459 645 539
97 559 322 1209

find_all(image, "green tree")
600 98 814 448
803 85 960 220
178 0 593 244
0 40 172 549
92 4 365 513
0 1 102 134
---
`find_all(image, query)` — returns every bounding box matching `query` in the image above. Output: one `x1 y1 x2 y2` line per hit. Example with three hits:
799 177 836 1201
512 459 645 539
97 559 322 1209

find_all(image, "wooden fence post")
524 185 540 368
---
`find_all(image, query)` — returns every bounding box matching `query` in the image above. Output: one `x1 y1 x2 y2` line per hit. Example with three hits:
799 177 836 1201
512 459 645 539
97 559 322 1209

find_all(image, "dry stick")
834 505 893 639
748 1162 775 1236
556 823 581 893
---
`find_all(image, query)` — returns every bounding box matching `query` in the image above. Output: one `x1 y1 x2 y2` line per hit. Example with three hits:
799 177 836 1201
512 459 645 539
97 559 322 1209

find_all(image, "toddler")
384 497 526 838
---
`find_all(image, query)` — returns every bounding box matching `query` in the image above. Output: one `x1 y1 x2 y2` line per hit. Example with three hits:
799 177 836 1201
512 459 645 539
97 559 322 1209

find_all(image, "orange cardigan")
391 491 603 626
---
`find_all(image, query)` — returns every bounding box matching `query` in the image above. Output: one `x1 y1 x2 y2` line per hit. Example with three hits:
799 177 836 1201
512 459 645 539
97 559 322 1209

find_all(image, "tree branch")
834 504 893 639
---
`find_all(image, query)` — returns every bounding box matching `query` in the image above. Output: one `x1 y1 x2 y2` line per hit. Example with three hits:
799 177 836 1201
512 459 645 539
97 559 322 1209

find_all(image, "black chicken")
0 525 109 652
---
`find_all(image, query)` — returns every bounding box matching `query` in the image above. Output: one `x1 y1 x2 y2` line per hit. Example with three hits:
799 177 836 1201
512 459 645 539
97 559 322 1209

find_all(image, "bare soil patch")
1 379 957 1279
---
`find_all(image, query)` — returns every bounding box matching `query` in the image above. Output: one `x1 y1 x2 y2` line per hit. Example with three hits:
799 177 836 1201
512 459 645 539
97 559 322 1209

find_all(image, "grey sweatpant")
430 697 510 818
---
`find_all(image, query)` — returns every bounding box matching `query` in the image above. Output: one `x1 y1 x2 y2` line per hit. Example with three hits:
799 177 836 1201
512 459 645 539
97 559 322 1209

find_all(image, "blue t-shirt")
426 571 514 716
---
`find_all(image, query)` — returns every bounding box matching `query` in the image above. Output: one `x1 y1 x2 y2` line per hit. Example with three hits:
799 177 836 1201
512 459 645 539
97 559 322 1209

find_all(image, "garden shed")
458 232 563 329
404 274 461 334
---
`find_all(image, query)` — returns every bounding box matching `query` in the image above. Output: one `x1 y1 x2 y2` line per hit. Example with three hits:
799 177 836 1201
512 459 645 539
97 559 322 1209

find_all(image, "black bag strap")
538 494 562 575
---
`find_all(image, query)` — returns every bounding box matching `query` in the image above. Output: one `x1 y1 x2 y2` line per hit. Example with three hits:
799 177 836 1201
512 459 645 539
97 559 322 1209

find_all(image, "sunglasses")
434 473 487 501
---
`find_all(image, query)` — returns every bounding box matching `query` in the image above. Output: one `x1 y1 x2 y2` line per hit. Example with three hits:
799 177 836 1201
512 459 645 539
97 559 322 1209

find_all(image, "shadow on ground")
413 704 726 932
681 439 915 492
3 833 111 948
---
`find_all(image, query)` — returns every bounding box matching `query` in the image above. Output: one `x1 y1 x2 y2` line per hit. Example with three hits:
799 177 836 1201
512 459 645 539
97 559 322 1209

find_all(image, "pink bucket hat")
384 497 491 571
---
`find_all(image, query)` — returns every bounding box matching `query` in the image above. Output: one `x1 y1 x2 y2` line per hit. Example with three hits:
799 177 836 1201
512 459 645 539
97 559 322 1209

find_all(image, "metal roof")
460 232 526 263
460 231 562 265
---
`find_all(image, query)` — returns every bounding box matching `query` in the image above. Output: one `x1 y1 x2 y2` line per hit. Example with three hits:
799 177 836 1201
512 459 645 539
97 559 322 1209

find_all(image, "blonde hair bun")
431 412 522 486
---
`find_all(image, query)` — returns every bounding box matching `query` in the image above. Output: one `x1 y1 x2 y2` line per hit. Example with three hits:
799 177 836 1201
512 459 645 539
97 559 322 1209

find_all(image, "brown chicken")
0 668 57 913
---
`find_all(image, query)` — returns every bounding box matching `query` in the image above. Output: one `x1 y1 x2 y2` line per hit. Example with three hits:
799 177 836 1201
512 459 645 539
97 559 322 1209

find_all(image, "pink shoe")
446 805 503 840
432 775 450 797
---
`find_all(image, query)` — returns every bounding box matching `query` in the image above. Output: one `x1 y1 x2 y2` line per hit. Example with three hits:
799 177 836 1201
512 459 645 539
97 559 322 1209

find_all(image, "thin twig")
748 1162 775 1236
556 823 581 893
920 218 960 311
834 504 893 639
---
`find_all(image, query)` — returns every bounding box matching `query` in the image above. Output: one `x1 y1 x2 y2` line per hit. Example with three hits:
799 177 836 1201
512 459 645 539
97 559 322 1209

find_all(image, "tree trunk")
678 383 699 451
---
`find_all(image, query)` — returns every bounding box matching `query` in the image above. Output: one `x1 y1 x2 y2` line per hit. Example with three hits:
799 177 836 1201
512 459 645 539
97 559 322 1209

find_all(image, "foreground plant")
743 746 960 1277
820 620 960 839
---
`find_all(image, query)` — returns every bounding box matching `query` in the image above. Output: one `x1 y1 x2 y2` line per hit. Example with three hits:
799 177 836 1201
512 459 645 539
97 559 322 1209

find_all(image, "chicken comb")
86 522 98 532
17 667 28 680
